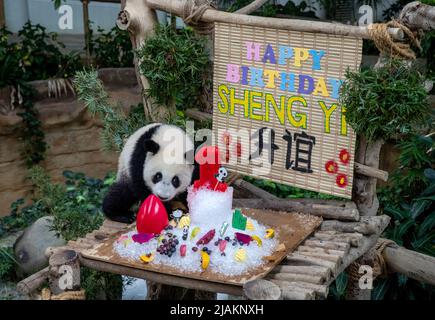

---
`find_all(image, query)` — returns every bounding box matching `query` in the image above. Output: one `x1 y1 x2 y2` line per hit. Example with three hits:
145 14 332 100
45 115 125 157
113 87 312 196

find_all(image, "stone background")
0 68 142 217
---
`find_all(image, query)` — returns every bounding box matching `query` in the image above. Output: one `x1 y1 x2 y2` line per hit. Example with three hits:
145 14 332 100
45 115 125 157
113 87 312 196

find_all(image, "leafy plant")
0 23 82 168
91 26 134 68
74 69 149 151
6 166 124 299
137 25 210 109
328 272 348 300
375 134 435 299
0 247 17 282
340 60 431 141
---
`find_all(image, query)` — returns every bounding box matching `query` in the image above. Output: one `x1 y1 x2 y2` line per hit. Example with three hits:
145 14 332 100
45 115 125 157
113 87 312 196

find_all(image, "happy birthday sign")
212 22 362 198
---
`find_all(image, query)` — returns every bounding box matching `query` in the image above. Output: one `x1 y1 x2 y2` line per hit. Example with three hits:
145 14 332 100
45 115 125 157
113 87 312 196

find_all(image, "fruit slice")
140 253 155 263
251 235 263 247
180 244 187 257
265 228 275 239
219 240 227 253
190 226 201 240
234 248 247 262
200 251 210 270
246 219 255 231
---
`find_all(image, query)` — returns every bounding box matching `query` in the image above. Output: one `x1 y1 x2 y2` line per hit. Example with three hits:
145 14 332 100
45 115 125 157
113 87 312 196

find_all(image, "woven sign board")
212 22 362 198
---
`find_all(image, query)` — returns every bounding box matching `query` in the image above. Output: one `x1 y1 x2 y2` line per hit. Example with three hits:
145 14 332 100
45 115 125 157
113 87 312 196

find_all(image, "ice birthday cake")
113 146 279 276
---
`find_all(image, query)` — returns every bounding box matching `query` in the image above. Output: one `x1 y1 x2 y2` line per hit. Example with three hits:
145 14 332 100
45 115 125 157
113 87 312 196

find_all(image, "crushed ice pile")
114 187 278 276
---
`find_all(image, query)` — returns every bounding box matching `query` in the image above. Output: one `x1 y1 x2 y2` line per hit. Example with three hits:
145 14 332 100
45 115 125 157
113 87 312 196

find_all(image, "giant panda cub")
103 123 196 223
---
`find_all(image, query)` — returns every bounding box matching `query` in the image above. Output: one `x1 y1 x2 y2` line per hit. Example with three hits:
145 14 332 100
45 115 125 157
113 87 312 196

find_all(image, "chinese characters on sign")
212 23 362 198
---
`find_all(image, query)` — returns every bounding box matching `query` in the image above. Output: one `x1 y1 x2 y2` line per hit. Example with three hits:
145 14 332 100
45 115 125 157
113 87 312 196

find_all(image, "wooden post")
82 0 91 65
48 250 81 295
0 0 5 27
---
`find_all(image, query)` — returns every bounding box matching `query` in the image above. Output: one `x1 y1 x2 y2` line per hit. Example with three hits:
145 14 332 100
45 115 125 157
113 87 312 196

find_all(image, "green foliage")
0 23 81 86
0 247 17 282
81 267 124 300
375 134 435 299
0 23 82 168
51 0 66 10
4 166 124 299
328 272 348 300
74 69 148 152
340 60 431 141
28 167 111 241
0 200 47 238
243 176 339 200
17 84 48 167
91 26 134 68
137 25 210 109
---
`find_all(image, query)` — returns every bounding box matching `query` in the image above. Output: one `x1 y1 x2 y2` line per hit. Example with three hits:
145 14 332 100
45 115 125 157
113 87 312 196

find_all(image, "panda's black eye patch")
152 172 162 184
172 176 180 188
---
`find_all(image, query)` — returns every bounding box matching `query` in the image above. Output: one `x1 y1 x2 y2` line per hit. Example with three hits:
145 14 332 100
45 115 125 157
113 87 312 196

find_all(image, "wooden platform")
58 212 390 300
80 209 322 287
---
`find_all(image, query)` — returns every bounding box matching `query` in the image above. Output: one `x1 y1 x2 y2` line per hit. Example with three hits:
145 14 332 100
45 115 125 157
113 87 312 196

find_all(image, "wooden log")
146 0 401 40
270 279 329 298
323 217 390 279
17 267 49 295
232 198 360 221
354 162 388 181
313 231 363 247
353 137 384 216
294 251 342 264
286 253 338 273
382 242 435 286
243 279 281 300
48 250 81 295
320 215 390 235
304 239 350 252
272 265 331 281
269 280 315 300
185 108 212 122
233 179 278 201
399 1 435 32
267 272 324 284
297 245 346 257
117 0 170 120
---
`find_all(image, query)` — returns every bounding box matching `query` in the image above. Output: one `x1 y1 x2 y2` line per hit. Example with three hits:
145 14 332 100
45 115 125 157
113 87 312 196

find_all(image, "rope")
182 0 216 35
373 238 396 278
347 238 397 283
41 288 86 300
368 20 421 60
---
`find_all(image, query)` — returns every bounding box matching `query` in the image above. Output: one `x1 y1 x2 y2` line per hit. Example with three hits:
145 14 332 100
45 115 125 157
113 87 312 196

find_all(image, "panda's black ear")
144 139 160 155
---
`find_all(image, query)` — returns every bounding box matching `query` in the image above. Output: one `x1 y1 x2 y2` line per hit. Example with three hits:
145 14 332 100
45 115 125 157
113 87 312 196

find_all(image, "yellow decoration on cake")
190 226 200 239
251 235 263 247
265 228 275 239
178 216 191 229
122 239 132 247
234 248 247 262
200 251 210 270
140 253 155 263
246 219 255 231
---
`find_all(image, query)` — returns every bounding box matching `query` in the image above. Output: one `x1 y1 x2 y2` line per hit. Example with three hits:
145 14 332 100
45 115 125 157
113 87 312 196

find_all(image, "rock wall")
0 68 142 217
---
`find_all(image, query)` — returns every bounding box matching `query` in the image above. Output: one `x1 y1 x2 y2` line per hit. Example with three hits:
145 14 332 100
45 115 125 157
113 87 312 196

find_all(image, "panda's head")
143 125 194 202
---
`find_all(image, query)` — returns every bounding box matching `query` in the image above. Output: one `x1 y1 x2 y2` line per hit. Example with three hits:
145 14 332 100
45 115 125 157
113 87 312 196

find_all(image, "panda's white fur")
103 123 195 223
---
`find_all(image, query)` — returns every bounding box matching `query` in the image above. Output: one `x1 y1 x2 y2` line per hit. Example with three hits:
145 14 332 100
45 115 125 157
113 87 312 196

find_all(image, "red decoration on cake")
136 195 169 234
193 146 227 192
